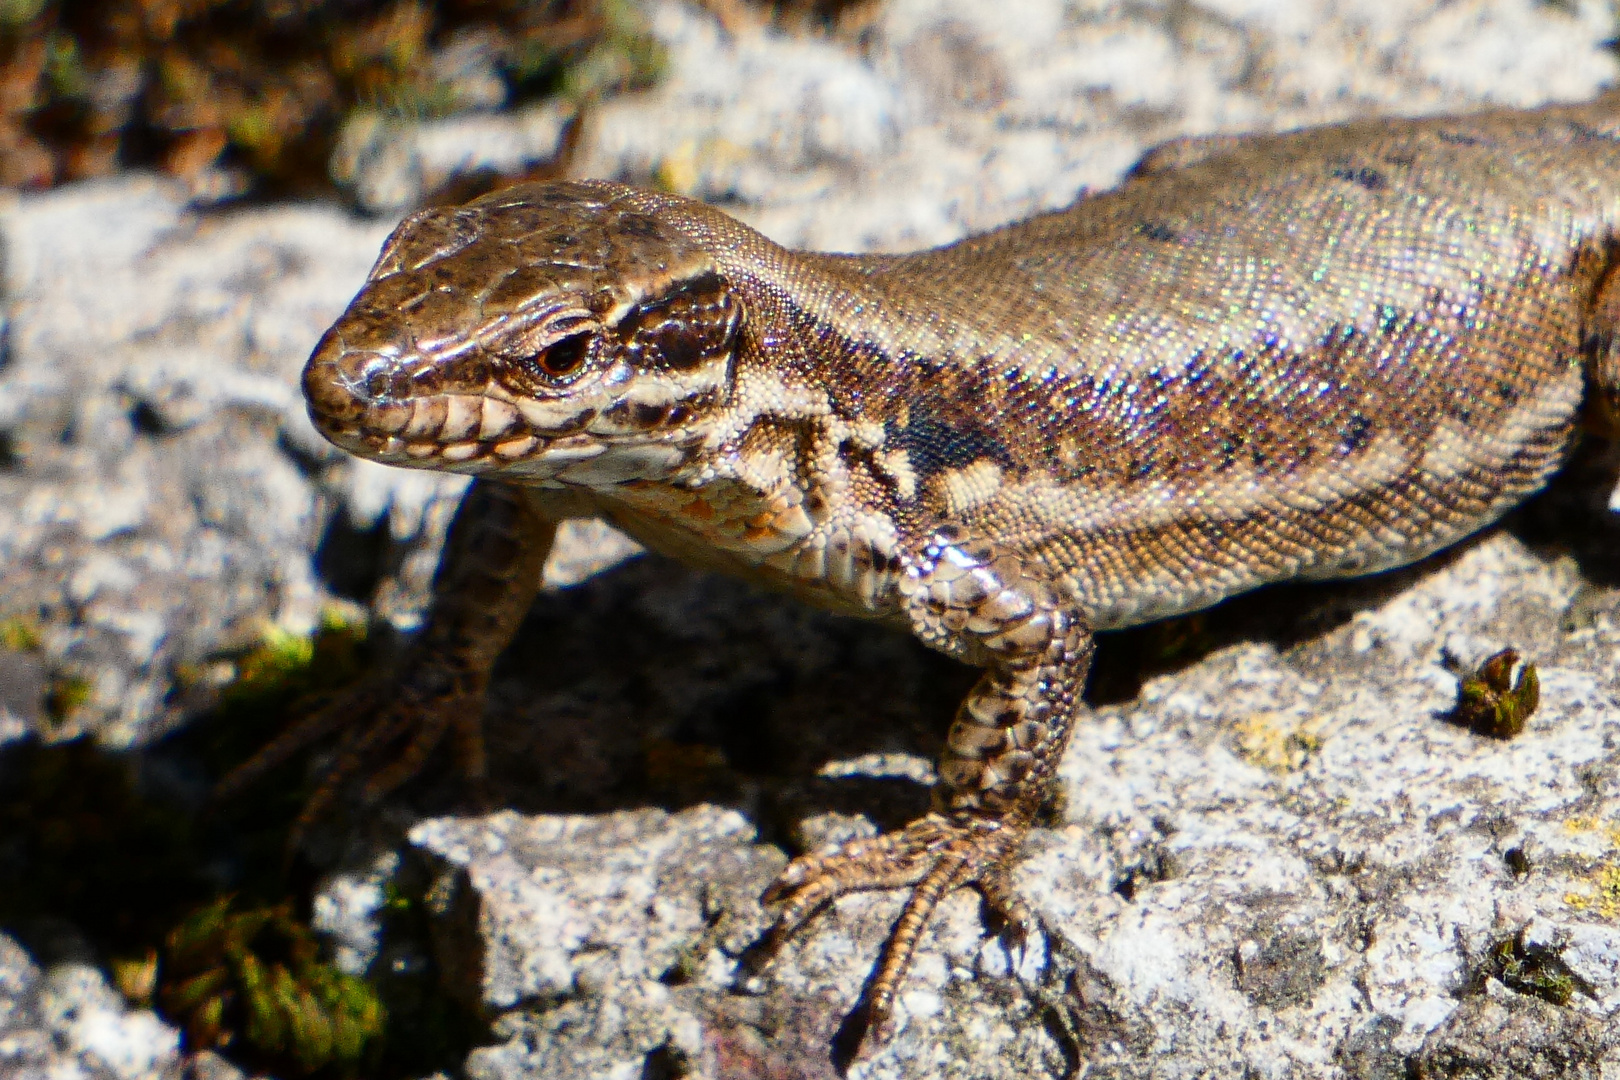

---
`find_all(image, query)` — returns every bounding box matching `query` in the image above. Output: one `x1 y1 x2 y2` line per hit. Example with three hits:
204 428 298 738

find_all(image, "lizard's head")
303 181 742 486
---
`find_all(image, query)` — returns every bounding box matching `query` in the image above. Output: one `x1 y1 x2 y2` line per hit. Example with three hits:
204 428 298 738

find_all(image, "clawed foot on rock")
756 809 1035 1048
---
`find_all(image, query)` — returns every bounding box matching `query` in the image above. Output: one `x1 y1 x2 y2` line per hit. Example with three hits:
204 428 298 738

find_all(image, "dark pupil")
539 333 589 377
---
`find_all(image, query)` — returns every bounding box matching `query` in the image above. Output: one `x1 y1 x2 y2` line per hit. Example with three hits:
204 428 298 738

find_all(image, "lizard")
225 90 1620 1041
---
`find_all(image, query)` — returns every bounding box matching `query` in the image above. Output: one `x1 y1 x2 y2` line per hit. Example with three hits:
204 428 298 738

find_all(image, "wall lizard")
227 91 1620 1040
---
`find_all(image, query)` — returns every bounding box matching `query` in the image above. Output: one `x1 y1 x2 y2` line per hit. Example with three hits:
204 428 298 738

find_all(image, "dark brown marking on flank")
1329 165 1387 191
884 405 1013 485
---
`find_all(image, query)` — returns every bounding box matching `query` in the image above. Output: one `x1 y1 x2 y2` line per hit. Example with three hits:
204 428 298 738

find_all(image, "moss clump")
0 609 480 1078
1451 647 1539 739
222 609 370 714
159 897 385 1075
42 672 91 727
1482 930 1587 1007
0 615 41 652
174 608 375 862
200 609 370 775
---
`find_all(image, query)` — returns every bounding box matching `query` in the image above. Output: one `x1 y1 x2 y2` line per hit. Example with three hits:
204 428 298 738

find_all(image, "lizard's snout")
302 325 604 476
302 329 412 454
302 326 469 458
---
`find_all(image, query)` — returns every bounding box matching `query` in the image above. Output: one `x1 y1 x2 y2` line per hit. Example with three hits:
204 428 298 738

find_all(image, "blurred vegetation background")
0 0 870 200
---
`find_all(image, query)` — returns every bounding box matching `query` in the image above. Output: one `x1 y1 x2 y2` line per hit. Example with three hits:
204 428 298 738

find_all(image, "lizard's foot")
761 810 1031 1039
214 659 486 853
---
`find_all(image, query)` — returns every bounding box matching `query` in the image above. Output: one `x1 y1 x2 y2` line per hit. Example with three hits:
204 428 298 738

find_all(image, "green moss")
196 609 372 836
219 610 369 720
1484 930 1586 1007
43 672 91 727
0 606 480 1078
0 616 41 652
1452 647 1539 739
160 898 385 1074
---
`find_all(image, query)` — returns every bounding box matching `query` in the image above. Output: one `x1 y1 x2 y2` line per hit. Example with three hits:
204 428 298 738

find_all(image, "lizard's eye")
536 332 591 380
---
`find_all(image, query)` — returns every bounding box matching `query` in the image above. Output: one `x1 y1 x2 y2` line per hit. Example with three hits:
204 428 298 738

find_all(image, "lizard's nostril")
302 332 400 433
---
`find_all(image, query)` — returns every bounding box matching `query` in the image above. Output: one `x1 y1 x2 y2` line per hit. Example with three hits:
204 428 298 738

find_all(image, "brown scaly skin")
228 92 1620 1041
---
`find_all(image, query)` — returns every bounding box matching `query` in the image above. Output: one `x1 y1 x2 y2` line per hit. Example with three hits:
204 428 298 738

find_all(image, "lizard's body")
241 92 1620 1037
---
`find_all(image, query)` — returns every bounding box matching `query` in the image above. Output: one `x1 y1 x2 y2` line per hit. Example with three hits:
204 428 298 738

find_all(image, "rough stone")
4 0 1620 1077
0 931 182 1080
1412 990 1617 1079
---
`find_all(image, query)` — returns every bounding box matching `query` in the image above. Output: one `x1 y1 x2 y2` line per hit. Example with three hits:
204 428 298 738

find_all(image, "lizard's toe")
217 658 487 857
760 811 1030 1039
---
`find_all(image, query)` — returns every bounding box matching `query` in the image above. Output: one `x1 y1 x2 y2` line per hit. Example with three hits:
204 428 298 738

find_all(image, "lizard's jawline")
323 397 696 486
318 388 589 468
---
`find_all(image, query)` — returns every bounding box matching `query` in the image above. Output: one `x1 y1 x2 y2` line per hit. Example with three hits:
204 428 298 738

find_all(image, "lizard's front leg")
764 524 1093 1033
218 479 555 843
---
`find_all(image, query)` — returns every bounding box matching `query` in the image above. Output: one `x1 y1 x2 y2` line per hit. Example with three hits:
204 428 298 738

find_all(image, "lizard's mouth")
304 343 695 485
303 335 579 466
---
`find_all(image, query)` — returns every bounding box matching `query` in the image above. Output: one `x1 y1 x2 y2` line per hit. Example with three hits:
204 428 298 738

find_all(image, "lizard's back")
810 93 1620 628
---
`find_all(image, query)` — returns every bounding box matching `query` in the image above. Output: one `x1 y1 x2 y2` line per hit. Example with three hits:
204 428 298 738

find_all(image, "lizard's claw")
760 811 1031 1040
214 658 487 855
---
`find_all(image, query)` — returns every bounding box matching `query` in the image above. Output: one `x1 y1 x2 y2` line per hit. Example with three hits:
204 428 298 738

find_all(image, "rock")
1412 989 1616 1079
0 178 399 746
412 532 1620 1077
5 0 1620 1076
0 931 182 1080
1015 531 1620 1075
37 963 182 1080
332 103 574 216
409 807 781 1080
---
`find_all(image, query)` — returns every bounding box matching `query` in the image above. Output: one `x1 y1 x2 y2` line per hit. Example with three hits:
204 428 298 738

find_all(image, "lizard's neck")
556 193 918 612
585 184 1032 616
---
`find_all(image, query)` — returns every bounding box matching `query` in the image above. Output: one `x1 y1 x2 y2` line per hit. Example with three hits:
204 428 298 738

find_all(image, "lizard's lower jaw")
311 405 692 487
305 390 594 478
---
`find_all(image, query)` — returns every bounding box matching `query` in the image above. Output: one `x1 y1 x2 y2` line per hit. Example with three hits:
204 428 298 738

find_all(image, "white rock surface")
576 0 1620 250
2 0 1620 1077
0 178 404 742
0 933 182 1080
402 537 1620 1078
